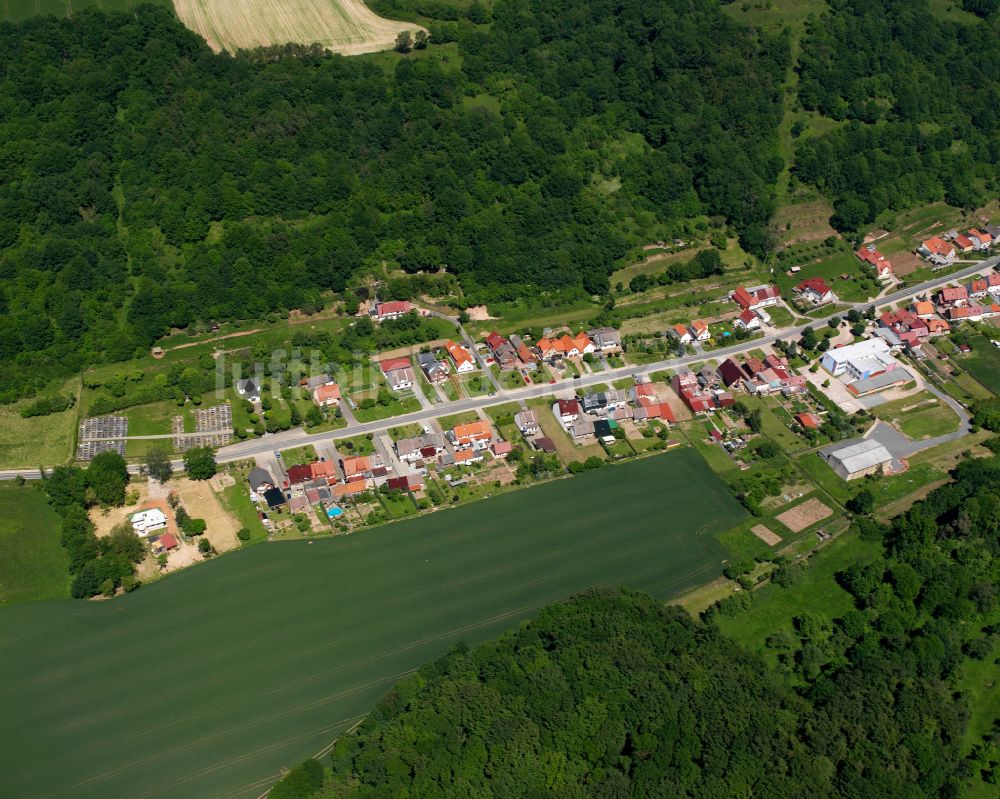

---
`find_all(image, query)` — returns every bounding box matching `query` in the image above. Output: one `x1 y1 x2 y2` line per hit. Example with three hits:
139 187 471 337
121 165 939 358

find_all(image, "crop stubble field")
173 0 422 55
0 450 744 799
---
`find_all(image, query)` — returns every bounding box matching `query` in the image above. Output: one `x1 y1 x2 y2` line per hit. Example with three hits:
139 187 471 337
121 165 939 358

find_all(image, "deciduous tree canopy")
0 1 788 399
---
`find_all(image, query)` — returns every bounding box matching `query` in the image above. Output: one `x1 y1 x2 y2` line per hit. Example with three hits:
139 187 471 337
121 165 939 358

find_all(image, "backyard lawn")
0 487 70 605
960 335 1000 396
0 450 745 799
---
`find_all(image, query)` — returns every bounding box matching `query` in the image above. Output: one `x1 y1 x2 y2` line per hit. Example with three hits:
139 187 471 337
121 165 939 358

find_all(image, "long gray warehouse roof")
828 438 892 473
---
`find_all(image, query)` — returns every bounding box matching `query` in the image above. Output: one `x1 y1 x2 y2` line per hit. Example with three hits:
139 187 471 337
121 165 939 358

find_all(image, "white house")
131 508 167 536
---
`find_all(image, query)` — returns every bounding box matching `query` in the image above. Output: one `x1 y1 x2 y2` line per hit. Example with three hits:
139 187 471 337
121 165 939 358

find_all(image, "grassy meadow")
0 449 745 799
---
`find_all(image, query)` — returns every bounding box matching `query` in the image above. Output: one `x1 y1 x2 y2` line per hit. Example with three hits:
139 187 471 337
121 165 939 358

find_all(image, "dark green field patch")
0 487 69 605
0 449 744 799
2 0 173 24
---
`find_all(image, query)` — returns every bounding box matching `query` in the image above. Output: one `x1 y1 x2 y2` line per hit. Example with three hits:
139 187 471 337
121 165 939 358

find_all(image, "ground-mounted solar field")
0 449 744 799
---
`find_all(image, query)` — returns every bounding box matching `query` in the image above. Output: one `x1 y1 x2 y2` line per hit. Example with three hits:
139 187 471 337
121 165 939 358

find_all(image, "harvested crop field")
0 449 744 799
173 0 423 55
776 496 832 533
751 523 782 546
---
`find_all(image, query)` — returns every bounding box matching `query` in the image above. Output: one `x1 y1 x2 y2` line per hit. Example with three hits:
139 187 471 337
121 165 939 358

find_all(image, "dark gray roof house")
248 467 274 493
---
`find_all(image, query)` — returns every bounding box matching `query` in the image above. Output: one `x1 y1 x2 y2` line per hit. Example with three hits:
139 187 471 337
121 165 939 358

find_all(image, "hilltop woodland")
265 455 1000 798
793 0 1000 230
0 0 789 401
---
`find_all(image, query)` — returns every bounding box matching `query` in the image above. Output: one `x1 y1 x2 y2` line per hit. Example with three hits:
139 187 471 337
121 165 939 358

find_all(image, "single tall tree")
144 447 173 483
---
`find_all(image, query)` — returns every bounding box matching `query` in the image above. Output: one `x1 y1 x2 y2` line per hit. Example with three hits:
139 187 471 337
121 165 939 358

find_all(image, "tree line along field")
1 0 170 23
0 449 744 799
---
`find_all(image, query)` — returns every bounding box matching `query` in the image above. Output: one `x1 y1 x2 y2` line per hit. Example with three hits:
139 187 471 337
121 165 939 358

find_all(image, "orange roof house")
796 412 821 429
920 236 955 259
333 481 368 499
310 460 337 479
341 455 371 478
911 301 935 318
444 340 475 371
312 383 341 407
450 420 493 447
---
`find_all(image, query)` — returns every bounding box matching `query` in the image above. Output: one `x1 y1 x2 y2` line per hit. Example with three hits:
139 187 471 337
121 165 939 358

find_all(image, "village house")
417 352 450 383
795 277 836 306
672 372 733 414
690 320 711 341
633 396 676 422
340 453 384 482
936 286 969 310
514 409 540 436
743 360 806 396
312 383 341 408
536 331 594 362
248 467 275 497
485 332 519 370
953 233 974 253
717 358 744 387
580 389 627 416
918 236 956 264
855 245 893 281
386 473 423 493
731 284 781 311
131 508 167 536
911 300 936 319
670 323 693 344
490 440 513 458
796 412 821 430
985 224 1000 244
509 334 538 370
733 309 762 331
448 420 493 450
947 303 1000 323
286 464 314 488
301 373 335 391
587 327 622 352
556 398 580 424
879 308 929 349
379 356 415 391
968 230 992 251
444 340 476 373
372 300 412 322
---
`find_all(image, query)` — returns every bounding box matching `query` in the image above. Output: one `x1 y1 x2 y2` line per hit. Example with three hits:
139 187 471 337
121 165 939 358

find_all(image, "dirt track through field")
172 0 424 55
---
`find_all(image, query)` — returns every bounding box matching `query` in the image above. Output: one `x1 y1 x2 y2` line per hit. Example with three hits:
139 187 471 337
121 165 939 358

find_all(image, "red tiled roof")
379 356 412 373
376 300 411 317
797 277 831 296
796 412 820 429
732 286 754 310
558 399 579 416
287 464 312 484
313 384 341 403
310 461 336 479
159 533 178 549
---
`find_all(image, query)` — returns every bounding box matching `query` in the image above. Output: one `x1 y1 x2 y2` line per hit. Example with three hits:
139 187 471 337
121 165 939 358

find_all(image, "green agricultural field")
0 450 744 799
0 487 70 605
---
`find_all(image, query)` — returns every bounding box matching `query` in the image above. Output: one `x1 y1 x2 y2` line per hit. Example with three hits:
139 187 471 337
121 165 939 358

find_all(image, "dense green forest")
265 455 1000 798
0 1 788 400
794 0 1000 230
